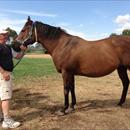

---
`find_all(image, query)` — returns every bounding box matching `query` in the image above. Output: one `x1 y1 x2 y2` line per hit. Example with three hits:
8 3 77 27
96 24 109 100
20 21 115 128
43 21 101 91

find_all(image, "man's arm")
0 66 10 81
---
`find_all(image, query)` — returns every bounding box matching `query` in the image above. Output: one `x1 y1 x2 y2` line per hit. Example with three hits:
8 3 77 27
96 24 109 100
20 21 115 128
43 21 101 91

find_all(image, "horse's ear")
27 16 31 21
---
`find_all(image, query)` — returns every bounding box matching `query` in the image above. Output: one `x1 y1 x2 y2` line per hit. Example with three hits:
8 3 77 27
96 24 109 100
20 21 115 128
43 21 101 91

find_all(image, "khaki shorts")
0 73 12 100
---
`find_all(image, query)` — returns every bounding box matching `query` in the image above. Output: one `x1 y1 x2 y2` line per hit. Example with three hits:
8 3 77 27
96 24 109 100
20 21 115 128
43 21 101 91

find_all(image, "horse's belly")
79 63 118 77
80 68 116 77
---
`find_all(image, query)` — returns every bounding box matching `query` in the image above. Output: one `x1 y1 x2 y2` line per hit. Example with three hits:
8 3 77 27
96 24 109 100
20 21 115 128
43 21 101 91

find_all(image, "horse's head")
15 16 35 46
15 17 65 54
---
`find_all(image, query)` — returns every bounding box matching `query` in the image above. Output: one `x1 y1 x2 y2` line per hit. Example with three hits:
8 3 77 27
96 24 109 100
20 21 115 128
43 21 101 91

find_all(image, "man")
0 30 26 128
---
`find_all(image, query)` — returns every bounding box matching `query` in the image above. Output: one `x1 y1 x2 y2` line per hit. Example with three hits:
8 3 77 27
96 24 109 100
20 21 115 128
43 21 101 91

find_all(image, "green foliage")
5 27 18 39
26 43 46 54
122 29 130 36
110 29 130 37
27 45 45 54
110 33 117 37
13 58 57 79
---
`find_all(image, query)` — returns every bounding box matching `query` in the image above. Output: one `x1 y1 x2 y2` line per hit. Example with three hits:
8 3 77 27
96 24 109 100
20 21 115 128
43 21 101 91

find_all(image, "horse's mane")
36 21 67 40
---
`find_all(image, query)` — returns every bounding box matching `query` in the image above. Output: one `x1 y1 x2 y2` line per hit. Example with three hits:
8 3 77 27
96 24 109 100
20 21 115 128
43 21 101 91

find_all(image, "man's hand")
3 71 10 81
0 67 10 81
15 53 23 59
14 45 27 59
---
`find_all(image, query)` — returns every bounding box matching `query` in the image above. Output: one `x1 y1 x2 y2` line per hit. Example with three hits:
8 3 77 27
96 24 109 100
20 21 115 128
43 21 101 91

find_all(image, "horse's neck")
39 34 70 55
39 38 58 55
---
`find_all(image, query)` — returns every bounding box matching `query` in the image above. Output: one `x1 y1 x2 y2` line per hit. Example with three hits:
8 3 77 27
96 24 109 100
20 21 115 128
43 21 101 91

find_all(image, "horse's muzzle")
11 41 22 52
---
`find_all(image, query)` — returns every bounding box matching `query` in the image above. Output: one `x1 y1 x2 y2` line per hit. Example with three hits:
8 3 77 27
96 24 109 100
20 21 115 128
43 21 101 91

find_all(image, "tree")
5 27 18 39
110 33 117 37
122 29 130 36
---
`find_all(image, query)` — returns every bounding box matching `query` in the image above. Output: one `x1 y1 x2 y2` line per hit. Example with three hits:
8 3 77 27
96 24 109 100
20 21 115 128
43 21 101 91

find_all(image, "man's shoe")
2 118 21 128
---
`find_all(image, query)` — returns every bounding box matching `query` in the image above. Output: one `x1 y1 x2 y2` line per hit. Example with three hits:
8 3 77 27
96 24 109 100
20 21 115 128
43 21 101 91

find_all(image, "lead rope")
13 50 26 69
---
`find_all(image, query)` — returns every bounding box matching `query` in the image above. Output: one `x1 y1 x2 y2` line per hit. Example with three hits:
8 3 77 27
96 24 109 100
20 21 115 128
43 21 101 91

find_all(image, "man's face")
0 34 8 44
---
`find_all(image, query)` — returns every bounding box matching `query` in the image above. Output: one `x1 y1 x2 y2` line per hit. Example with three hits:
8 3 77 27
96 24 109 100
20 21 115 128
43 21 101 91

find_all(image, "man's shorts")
0 73 12 100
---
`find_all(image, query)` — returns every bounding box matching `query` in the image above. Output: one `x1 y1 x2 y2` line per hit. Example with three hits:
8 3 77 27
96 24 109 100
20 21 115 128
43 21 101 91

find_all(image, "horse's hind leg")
117 66 129 106
70 76 76 110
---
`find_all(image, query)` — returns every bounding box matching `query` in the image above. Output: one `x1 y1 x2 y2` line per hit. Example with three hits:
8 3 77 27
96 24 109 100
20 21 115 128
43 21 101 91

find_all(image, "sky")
0 0 130 40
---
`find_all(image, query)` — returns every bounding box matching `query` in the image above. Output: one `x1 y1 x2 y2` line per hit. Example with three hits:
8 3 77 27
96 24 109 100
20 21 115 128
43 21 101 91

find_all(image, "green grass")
27 50 44 54
13 58 57 80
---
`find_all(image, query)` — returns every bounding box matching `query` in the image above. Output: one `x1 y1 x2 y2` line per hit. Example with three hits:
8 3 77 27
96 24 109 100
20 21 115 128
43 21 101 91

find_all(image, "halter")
16 21 38 45
22 22 38 44
34 22 38 43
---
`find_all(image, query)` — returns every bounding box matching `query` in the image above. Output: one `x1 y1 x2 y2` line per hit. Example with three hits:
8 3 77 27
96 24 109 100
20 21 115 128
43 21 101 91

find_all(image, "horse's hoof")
69 106 75 112
55 110 67 116
117 102 122 106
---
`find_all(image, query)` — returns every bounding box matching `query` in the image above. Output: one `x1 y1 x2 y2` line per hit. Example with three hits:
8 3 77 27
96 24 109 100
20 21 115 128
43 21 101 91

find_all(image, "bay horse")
15 17 130 114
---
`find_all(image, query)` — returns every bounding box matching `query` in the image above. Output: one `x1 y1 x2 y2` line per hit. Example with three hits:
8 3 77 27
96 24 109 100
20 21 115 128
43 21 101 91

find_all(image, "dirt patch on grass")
24 54 51 59
10 72 130 130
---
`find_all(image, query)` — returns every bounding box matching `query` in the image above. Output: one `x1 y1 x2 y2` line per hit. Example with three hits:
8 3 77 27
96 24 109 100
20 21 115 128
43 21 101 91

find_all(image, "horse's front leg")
59 70 75 115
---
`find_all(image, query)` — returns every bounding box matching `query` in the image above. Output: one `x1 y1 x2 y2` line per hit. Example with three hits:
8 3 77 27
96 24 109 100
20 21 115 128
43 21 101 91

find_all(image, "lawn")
13 58 57 80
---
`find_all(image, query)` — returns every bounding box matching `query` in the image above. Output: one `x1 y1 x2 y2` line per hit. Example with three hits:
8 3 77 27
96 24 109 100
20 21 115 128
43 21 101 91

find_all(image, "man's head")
0 30 9 44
